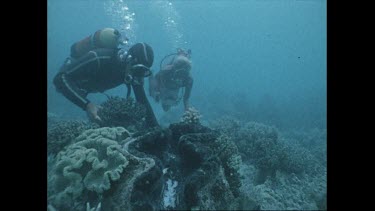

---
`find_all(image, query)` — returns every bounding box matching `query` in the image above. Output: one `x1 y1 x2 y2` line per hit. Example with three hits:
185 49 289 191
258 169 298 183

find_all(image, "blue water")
48 0 326 130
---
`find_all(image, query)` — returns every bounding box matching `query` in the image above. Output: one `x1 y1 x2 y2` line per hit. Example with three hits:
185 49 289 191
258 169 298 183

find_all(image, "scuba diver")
53 28 159 127
149 48 193 112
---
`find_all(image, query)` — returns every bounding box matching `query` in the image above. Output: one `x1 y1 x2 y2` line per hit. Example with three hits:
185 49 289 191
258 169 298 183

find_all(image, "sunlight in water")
103 0 137 45
150 0 187 49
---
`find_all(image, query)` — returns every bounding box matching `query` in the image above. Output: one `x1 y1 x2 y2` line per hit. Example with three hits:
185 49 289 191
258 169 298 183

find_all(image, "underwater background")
47 0 326 210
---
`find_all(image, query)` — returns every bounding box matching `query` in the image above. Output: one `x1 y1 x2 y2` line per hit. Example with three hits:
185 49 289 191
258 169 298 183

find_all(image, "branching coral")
281 128 327 167
180 107 202 124
212 120 322 181
97 96 147 132
237 121 279 143
213 134 242 197
242 168 326 210
47 120 98 155
233 122 279 173
209 115 242 135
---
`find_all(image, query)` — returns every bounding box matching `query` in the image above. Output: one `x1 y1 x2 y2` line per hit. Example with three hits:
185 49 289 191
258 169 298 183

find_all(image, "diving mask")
131 64 152 77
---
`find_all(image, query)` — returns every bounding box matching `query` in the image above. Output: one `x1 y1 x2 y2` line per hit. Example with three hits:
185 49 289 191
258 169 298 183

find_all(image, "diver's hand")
86 102 102 122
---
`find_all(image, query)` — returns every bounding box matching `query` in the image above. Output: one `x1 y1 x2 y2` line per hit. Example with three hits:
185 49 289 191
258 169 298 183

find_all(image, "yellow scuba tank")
70 28 121 59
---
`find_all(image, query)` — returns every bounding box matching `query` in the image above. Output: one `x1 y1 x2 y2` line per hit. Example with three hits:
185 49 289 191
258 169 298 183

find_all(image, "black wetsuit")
53 48 158 127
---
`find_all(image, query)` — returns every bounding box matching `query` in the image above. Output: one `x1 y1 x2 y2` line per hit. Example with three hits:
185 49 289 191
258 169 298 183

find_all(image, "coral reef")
111 121 247 210
74 127 131 146
47 120 98 155
281 128 327 166
211 119 324 183
146 122 247 210
97 96 147 132
103 136 160 211
217 121 282 180
47 112 59 128
48 127 130 210
208 115 242 135
47 111 326 210
212 134 243 197
240 164 326 210
180 107 202 124
209 116 326 209
237 123 324 177
236 121 279 145
278 139 323 176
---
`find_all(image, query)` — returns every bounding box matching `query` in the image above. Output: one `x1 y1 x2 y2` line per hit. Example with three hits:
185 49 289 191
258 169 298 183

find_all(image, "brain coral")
48 127 130 210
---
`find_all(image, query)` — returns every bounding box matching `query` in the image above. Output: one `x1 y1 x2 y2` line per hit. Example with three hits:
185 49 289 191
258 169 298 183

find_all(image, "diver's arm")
132 82 159 128
183 77 193 111
53 72 90 110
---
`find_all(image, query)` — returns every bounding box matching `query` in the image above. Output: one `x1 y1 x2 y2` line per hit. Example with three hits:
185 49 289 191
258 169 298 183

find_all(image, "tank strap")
89 51 100 69
66 51 111 74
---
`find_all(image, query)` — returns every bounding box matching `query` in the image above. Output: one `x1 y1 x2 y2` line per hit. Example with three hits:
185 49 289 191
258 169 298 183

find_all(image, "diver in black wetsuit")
53 28 158 127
